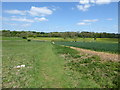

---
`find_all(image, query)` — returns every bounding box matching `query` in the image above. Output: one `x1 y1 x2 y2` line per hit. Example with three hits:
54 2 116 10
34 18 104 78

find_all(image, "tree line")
1 30 119 39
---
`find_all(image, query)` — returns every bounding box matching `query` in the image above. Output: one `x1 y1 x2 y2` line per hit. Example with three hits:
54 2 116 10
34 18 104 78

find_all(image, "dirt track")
70 46 119 62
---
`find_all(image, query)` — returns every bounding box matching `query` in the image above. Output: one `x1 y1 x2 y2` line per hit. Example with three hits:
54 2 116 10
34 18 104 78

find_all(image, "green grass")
2 37 25 41
55 41 119 54
2 41 72 88
2 40 119 88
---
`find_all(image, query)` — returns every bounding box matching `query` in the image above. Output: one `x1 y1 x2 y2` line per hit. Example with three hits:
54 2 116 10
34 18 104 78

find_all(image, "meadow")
2 37 119 88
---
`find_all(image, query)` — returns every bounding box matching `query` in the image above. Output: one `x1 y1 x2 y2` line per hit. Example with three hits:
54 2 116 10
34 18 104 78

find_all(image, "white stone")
21 65 25 67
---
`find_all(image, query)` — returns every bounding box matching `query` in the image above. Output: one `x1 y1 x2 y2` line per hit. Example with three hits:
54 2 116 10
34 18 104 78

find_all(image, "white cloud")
90 0 96 3
96 0 111 4
77 19 98 26
79 0 111 5
4 10 26 15
79 0 89 4
78 0 112 11
106 18 113 20
83 19 99 22
34 17 48 21
11 17 34 22
3 16 48 23
77 22 90 25
4 6 53 17
77 4 91 11
28 6 53 16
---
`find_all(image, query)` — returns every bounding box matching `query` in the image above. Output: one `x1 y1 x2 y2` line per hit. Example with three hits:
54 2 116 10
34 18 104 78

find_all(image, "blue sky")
2 1 118 33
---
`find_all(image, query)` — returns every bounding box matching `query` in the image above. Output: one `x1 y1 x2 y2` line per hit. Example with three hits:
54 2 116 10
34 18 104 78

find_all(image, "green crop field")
2 38 119 88
55 41 119 54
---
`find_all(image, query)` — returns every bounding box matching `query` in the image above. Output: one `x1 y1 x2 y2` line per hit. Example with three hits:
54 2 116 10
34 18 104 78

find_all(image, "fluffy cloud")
95 0 111 4
79 0 111 5
11 17 34 22
77 19 98 26
77 4 91 11
4 10 26 15
4 6 53 17
77 0 112 11
77 22 90 25
83 19 99 22
34 17 48 21
80 0 89 4
28 6 53 16
3 16 48 23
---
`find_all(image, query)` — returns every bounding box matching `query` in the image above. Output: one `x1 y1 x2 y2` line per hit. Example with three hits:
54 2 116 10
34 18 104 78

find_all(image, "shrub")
27 39 31 42
22 37 27 39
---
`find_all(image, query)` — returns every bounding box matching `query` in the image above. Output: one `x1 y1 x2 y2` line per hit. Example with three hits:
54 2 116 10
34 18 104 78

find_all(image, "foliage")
22 37 27 39
27 39 31 42
2 30 119 38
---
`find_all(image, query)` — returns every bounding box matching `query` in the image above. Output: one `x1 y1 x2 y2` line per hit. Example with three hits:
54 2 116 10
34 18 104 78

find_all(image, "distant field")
2 40 119 88
2 37 118 43
29 37 118 43
55 41 118 54
2 37 25 41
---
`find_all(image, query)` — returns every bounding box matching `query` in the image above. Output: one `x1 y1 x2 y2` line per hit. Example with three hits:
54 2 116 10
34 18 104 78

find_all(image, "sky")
2 0 118 33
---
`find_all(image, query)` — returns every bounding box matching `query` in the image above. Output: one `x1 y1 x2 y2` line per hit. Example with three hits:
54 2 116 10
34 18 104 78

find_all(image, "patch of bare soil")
69 47 119 62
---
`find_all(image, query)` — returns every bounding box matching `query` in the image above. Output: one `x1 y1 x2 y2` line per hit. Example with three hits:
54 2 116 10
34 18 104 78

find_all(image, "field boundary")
70 46 119 62
60 45 119 62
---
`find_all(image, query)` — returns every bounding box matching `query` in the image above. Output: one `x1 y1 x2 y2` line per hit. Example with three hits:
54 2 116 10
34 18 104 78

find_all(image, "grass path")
33 43 71 88
2 41 80 88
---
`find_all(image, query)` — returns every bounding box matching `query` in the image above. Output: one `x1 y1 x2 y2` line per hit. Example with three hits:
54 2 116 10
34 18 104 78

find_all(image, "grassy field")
3 41 71 88
29 37 118 43
2 38 119 88
55 41 119 54
2 37 25 41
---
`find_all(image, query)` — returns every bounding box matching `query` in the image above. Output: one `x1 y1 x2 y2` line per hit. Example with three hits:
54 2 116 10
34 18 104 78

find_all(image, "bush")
27 39 31 42
22 37 27 39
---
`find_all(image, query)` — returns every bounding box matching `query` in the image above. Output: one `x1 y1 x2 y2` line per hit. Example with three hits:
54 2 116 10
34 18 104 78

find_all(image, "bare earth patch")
69 46 119 62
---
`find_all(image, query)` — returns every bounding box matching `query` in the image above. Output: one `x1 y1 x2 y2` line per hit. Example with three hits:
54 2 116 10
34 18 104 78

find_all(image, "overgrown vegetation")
54 45 120 88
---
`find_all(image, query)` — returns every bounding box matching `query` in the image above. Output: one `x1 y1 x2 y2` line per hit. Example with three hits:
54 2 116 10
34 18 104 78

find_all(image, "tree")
61 32 68 40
